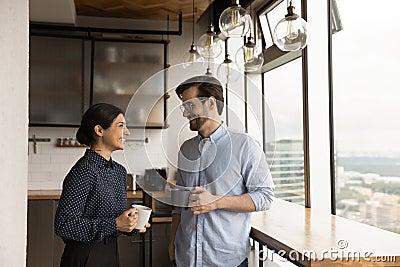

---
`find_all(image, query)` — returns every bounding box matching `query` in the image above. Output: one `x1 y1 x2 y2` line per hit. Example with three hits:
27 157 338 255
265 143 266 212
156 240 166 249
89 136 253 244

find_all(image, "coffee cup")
131 204 152 230
171 188 191 207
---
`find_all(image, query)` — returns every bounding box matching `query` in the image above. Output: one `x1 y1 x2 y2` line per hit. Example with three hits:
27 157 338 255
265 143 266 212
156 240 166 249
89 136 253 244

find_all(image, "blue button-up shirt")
173 124 274 267
55 149 127 243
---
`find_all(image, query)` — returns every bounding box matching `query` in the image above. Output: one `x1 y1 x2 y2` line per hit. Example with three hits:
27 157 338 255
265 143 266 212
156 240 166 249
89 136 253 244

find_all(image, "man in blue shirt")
169 75 275 267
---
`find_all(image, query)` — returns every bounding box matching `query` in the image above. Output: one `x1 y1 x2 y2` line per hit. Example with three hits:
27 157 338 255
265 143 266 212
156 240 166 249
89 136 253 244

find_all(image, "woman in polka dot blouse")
55 103 148 267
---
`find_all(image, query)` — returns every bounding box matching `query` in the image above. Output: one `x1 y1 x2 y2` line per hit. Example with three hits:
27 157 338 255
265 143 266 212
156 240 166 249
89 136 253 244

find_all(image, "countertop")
28 190 143 200
250 198 400 266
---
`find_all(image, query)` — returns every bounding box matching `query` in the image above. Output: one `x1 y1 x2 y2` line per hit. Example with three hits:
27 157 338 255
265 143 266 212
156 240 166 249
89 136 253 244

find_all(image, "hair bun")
76 127 89 146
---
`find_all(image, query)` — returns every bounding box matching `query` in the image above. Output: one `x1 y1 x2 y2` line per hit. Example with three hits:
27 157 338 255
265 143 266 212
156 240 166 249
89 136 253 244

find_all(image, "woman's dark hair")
76 103 124 146
175 75 224 115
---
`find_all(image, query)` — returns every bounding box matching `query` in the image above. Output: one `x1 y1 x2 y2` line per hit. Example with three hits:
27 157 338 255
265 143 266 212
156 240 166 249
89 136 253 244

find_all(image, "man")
169 75 274 267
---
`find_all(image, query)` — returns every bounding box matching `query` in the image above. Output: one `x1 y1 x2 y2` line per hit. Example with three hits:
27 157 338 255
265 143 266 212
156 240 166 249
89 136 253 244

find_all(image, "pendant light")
197 0 222 60
235 36 264 72
205 63 213 76
182 0 203 67
235 3 263 72
219 0 252 38
273 0 309 51
217 38 240 84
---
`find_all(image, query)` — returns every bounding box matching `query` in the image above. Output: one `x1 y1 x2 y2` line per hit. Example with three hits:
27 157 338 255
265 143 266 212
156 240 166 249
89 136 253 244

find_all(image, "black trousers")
60 237 119 267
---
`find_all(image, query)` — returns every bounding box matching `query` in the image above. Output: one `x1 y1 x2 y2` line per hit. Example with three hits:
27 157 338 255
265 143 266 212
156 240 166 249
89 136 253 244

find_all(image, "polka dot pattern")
55 149 127 243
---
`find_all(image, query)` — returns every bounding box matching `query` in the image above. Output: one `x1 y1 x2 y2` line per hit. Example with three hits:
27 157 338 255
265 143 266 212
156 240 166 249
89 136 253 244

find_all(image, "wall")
28 19 209 189
28 128 169 189
0 0 29 265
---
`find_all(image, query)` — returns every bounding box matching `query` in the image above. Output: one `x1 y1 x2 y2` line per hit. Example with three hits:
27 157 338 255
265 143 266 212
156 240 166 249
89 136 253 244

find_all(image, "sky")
332 0 400 155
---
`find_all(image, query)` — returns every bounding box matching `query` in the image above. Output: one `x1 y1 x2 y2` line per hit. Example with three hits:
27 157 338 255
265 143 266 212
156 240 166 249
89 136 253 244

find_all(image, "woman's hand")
137 223 151 233
116 207 138 232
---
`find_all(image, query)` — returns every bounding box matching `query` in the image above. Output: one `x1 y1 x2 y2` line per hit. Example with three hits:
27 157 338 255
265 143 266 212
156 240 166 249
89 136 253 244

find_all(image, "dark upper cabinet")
29 36 88 126
92 41 166 128
29 33 167 128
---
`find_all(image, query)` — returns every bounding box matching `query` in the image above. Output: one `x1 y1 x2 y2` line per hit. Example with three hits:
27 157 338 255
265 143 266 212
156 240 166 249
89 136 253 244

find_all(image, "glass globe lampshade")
273 4 309 51
217 56 240 84
219 0 252 38
235 36 264 72
197 25 223 60
182 43 204 69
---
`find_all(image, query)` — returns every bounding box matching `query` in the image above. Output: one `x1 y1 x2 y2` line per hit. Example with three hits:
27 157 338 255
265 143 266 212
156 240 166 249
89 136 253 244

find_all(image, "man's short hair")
175 75 224 115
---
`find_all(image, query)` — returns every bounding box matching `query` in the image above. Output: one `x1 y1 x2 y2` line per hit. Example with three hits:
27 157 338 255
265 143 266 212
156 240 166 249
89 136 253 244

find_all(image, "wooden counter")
28 190 143 200
28 190 62 200
250 198 400 266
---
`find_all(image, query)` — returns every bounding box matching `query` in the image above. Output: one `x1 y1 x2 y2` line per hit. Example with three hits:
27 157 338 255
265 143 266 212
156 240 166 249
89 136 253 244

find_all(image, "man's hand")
190 187 221 215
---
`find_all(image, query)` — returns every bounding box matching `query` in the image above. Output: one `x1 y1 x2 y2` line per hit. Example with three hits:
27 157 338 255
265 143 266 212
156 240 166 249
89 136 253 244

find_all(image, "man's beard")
189 116 207 131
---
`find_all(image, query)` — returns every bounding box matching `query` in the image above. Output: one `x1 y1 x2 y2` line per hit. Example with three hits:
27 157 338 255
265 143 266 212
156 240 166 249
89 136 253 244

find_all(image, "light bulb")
273 5 309 51
197 25 223 59
286 20 299 40
182 43 204 69
235 36 264 73
231 8 241 26
219 0 252 38
217 57 240 84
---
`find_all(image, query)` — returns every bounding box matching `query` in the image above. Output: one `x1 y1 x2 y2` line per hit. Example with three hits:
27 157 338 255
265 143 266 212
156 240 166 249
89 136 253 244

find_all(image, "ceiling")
29 0 212 24
74 0 210 22
29 0 252 33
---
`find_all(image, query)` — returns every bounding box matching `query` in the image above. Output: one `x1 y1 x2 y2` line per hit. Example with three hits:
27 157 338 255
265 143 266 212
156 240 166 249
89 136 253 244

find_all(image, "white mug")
131 204 152 230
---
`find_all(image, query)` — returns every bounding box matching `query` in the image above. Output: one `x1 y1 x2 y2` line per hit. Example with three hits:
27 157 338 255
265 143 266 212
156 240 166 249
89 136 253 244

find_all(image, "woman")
55 103 147 267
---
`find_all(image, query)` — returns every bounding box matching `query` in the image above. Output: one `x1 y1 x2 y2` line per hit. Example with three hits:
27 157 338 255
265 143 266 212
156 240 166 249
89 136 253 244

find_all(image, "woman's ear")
93 125 104 137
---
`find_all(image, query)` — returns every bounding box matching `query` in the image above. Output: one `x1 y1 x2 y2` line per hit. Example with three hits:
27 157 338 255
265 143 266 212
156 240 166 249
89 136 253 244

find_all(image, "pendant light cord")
210 0 213 26
249 0 253 38
192 0 195 43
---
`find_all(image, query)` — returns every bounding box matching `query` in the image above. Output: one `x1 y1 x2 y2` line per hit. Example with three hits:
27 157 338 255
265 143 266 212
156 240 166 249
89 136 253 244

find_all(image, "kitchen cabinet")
118 221 171 267
92 40 167 128
119 193 171 267
150 222 171 267
29 37 89 126
27 200 64 267
29 27 168 128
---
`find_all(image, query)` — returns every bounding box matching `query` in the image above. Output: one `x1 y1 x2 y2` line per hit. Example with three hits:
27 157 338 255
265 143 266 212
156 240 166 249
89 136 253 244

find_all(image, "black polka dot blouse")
55 149 127 243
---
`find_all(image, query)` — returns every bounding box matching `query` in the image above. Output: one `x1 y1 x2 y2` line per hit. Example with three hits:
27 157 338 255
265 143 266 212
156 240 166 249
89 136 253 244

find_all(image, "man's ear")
93 125 104 137
209 97 216 109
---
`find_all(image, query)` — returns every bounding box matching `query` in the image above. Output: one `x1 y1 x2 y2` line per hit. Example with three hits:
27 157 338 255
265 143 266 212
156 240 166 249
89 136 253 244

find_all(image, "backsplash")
28 127 169 190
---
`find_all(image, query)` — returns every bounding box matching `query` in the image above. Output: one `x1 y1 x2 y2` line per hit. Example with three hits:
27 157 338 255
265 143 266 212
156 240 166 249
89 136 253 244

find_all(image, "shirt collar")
197 123 227 144
85 149 114 169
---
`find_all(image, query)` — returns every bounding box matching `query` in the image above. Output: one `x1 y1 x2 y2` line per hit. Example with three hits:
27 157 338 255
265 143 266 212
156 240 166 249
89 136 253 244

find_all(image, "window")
259 0 306 206
332 0 400 233
263 58 305 205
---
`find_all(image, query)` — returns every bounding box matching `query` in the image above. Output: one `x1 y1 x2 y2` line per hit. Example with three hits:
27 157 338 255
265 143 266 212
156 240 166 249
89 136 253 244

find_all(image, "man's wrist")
215 195 225 210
